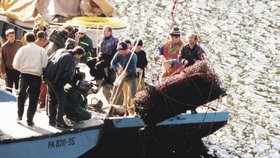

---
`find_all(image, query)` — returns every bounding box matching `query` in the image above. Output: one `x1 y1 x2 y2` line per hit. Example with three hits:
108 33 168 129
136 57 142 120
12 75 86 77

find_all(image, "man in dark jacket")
64 72 92 122
76 26 94 63
44 46 85 128
178 32 206 67
95 25 118 84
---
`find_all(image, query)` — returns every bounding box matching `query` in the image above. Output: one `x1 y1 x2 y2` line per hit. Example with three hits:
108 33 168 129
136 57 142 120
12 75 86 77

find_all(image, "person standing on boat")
35 31 50 109
122 39 148 110
121 39 133 108
134 39 148 91
43 45 85 128
75 26 94 63
12 32 48 126
179 32 206 67
154 26 184 82
110 41 137 116
0 29 22 93
124 39 133 50
171 32 206 68
96 25 119 84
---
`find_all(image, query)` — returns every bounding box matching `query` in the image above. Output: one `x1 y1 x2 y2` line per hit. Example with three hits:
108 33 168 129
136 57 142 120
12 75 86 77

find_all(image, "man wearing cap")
154 26 184 81
110 41 137 116
0 29 22 93
76 26 94 63
122 39 148 110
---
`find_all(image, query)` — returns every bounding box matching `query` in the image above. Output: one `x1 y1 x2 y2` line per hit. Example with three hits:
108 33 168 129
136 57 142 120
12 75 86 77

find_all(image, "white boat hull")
0 128 101 158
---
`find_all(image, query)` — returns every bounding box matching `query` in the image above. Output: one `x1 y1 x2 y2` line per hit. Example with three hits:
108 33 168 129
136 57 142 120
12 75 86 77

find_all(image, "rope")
185 1 197 34
107 0 159 117
171 0 178 28
95 23 100 57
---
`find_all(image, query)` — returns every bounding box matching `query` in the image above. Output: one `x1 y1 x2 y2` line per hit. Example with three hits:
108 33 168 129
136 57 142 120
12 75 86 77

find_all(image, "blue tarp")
0 89 16 102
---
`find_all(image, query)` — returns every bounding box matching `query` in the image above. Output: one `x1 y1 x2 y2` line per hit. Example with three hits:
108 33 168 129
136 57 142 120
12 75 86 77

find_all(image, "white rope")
108 0 159 116
95 23 100 56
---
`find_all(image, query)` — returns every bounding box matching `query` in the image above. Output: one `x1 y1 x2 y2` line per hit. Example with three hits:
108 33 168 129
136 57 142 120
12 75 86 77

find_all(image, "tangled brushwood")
134 60 226 126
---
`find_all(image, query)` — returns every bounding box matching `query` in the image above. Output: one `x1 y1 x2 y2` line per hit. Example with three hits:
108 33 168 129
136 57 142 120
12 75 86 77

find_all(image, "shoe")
27 121 35 126
17 117 22 122
56 122 71 129
49 122 56 127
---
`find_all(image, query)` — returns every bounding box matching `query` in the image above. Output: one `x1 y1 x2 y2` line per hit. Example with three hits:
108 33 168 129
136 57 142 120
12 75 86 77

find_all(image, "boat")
0 59 229 157
0 0 127 47
77 62 229 157
0 0 229 155
0 90 104 158
83 109 228 157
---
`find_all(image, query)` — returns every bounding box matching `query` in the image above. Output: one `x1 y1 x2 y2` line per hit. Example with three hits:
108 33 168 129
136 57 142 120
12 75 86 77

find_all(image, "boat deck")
0 101 103 143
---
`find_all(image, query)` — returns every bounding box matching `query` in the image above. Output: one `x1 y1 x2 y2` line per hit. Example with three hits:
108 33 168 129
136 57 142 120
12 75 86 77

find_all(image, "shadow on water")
81 138 217 158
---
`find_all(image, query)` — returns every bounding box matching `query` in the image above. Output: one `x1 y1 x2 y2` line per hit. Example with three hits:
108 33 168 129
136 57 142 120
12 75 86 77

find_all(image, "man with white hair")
76 26 94 63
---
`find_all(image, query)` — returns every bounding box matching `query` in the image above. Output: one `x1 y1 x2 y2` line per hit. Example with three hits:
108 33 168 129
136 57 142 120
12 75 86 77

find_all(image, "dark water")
84 0 280 157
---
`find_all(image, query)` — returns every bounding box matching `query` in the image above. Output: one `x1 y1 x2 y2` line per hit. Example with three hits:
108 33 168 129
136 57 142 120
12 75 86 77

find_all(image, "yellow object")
67 16 126 28
0 0 36 22
37 19 47 27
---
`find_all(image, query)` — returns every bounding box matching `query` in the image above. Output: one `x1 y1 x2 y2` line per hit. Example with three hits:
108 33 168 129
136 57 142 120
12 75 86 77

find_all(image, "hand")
163 60 172 72
145 64 151 72
1 73 7 80
154 54 161 61
136 68 143 73
117 67 123 74
87 89 94 94
182 59 189 66
95 60 106 69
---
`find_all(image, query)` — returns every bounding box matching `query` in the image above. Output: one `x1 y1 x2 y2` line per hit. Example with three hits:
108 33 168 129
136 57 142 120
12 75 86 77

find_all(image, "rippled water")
108 0 280 157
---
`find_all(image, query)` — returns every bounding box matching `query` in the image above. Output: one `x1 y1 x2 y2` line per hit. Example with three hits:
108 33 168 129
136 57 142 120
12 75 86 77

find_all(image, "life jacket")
163 40 184 74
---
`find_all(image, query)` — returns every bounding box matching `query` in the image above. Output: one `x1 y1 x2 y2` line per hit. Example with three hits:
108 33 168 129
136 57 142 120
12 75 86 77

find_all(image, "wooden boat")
0 90 104 158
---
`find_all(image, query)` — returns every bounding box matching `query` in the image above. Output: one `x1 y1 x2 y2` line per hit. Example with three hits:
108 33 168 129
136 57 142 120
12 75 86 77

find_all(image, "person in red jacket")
0 29 22 93
154 26 184 82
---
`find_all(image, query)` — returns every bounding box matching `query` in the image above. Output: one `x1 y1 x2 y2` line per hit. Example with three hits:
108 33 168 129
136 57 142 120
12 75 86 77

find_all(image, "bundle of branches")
134 60 226 126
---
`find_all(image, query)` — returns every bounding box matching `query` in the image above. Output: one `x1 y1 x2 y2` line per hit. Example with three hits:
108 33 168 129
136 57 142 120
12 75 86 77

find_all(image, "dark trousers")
17 74 41 123
5 68 20 92
47 82 66 124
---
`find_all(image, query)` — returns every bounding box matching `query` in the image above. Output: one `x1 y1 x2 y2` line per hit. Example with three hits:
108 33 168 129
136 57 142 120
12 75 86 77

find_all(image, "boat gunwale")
0 121 103 144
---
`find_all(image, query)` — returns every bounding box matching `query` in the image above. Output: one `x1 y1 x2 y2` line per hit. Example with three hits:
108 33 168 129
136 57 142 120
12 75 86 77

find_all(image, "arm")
110 52 119 71
154 44 164 61
12 48 22 71
126 54 137 76
0 47 6 74
61 55 76 84
178 46 189 65
143 51 148 68
197 45 206 60
41 49 48 69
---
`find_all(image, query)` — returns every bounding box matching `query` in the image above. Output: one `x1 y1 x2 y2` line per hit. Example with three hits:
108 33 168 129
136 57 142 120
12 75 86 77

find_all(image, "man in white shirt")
13 32 48 126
